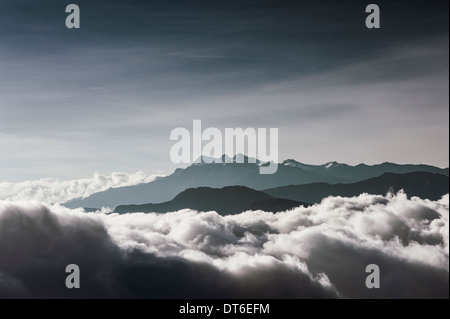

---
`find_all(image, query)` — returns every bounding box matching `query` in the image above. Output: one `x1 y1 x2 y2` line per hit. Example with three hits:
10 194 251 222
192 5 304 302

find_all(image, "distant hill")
65 155 449 209
264 172 449 203
114 186 308 215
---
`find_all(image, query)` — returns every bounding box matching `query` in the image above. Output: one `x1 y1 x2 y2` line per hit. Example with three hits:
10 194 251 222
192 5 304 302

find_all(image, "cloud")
0 192 448 298
0 171 163 204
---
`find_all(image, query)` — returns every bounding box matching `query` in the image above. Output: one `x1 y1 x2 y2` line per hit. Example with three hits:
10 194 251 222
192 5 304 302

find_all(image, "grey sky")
0 0 448 181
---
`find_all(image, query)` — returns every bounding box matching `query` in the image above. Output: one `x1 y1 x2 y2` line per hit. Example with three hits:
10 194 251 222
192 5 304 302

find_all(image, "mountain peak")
192 154 261 166
323 161 339 169
282 159 313 170
282 159 343 170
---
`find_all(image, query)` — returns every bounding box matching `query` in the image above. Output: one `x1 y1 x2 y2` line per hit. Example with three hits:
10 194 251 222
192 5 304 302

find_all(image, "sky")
0 0 448 182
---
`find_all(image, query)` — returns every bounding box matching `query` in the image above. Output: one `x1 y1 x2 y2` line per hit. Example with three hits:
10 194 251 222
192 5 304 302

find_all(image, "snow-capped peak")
323 161 339 169
192 154 261 166
282 159 313 170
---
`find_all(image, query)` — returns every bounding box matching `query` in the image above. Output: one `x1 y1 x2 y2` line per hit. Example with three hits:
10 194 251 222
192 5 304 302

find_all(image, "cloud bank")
0 192 448 298
0 171 163 204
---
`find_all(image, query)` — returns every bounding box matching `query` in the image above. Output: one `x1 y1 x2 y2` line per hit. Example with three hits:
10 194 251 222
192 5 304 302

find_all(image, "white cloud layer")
0 192 448 298
0 171 163 204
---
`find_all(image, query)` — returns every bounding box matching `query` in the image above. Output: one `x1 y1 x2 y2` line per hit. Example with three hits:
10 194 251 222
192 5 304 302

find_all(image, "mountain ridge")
113 171 448 215
65 156 449 209
114 186 308 215
264 171 449 203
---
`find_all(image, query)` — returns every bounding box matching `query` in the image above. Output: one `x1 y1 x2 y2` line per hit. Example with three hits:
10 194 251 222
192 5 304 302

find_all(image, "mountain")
65 155 448 209
65 155 347 209
264 172 449 203
282 159 449 182
114 186 308 215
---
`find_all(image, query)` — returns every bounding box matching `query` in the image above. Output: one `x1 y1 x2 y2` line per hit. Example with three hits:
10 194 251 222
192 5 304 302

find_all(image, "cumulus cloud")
0 171 163 204
0 192 448 298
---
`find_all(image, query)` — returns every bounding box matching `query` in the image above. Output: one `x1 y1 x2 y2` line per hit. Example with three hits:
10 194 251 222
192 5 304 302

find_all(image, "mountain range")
264 171 449 203
65 155 449 209
114 171 448 215
114 186 308 215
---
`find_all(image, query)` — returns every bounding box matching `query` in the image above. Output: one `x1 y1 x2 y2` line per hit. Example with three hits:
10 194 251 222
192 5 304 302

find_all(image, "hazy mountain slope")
65 161 345 209
283 160 449 181
65 155 448 209
264 172 449 203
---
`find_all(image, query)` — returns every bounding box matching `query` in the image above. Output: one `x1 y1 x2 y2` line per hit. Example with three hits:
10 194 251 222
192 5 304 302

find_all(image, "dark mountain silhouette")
264 172 449 203
65 155 449 209
114 186 308 215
